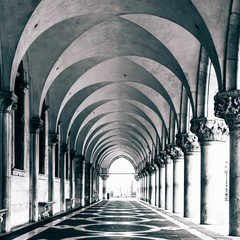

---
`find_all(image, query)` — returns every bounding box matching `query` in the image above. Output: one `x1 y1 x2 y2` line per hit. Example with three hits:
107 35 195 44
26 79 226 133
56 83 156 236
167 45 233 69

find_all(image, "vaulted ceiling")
0 0 231 170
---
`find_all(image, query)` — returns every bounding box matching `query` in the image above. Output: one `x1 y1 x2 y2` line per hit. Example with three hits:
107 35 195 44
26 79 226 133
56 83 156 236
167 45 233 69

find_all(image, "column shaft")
200 141 226 224
229 126 240 235
0 92 17 232
184 151 201 219
159 165 165 208
155 168 159 207
165 156 173 211
30 118 43 222
60 145 67 212
173 156 184 213
81 161 85 206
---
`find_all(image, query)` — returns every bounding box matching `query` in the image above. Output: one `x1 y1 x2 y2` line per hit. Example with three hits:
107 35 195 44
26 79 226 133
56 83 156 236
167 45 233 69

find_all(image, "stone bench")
38 202 55 220
0 209 8 223
66 198 75 210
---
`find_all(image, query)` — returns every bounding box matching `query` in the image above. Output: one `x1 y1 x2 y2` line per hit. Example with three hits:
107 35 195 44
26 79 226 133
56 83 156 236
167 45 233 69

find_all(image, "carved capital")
166 144 184 160
154 154 164 167
48 133 59 146
101 174 109 180
30 117 43 133
146 162 155 175
190 117 229 142
0 91 18 113
176 133 200 153
214 90 240 128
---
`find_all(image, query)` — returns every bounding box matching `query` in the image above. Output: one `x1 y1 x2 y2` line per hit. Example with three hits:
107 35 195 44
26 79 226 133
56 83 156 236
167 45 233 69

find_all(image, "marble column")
154 161 159 207
70 151 76 202
30 117 43 221
215 90 240 235
176 133 201 219
147 163 156 205
81 159 86 206
167 144 184 214
0 92 17 232
165 152 173 211
60 144 67 212
101 174 109 199
191 117 228 225
159 151 166 208
145 170 149 202
85 163 92 205
74 157 81 207
48 134 58 214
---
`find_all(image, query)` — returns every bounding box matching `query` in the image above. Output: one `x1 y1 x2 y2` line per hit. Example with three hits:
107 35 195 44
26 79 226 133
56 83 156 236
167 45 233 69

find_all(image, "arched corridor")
0 0 240 238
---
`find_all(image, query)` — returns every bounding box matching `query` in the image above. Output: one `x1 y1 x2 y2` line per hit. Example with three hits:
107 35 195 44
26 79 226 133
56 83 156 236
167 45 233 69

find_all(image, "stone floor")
0 199 238 240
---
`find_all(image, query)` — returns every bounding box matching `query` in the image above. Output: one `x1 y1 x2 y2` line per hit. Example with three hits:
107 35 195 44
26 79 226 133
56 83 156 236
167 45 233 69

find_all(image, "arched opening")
108 158 137 199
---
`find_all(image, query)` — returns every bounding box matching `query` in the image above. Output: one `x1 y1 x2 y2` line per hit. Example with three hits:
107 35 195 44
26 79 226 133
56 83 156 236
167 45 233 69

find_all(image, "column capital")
176 133 200 153
30 117 43 134
0 91 18 113
146 162 155 175
215 90 240 128
100 174 109 180
154 154 164 168
190 117 229 142
48 133 59 146
166 144 184 160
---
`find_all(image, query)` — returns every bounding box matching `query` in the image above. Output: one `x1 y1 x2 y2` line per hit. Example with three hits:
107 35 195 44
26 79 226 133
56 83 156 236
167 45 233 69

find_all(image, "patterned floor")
1 199 230 240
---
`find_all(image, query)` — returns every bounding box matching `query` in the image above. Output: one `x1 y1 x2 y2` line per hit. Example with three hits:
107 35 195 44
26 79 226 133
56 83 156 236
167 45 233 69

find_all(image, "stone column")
48 134 58 213
167 144 184 214
176 133 201 219
85 163 92 205
165 151 173 211
74 157 81 207
159 151 166 208
191 117 228 225
146 163 155 204
215 90 240 235
153 158 160 207
0 92 17 232
81 159 86 206
30 117 43 221
101 174 109 199
70 151 76 201
60 144 67 212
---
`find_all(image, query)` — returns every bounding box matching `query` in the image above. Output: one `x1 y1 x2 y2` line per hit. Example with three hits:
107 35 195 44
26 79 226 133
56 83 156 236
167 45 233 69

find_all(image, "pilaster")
48 134 58 205
30 117 43 222
0 91 17 232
